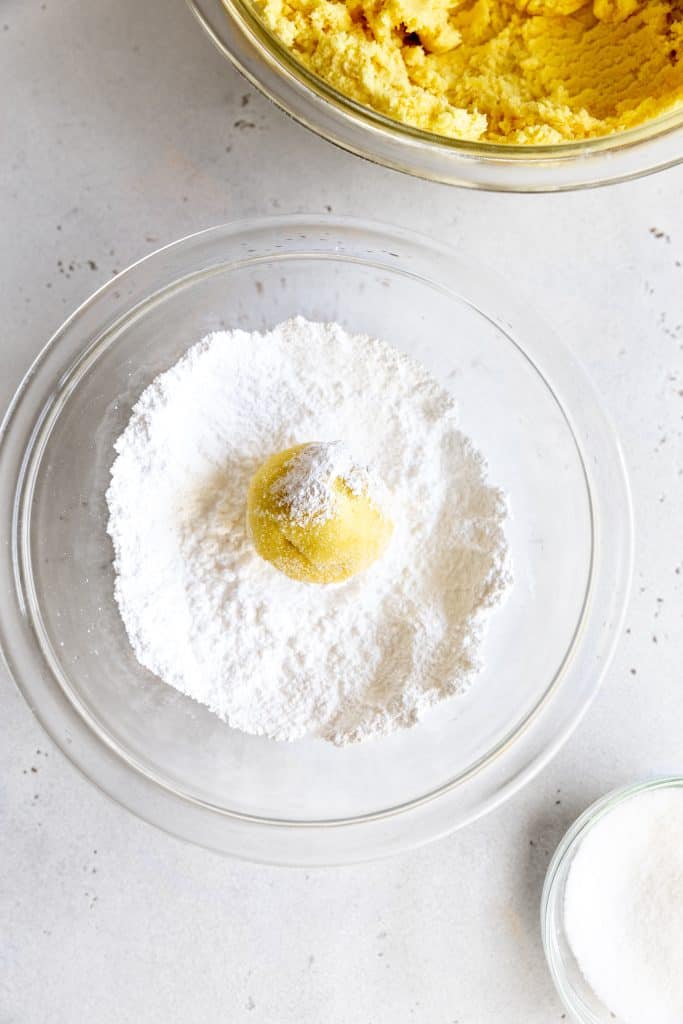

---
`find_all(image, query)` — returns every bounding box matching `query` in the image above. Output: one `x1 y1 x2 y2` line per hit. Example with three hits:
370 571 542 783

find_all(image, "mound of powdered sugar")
106 317 510 745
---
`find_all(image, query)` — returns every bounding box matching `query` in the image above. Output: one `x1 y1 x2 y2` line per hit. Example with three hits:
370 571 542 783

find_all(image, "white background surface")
1 2 682 1021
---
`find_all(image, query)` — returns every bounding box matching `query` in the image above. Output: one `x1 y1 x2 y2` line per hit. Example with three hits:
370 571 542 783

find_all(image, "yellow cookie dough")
247 442 394 584
254 0 683 142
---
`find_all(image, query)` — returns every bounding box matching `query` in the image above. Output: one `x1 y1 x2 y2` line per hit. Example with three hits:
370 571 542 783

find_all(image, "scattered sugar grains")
564 786 683 1024
106 317 510 745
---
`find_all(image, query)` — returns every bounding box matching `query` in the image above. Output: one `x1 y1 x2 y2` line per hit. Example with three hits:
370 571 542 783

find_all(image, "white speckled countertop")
1 2 682 1021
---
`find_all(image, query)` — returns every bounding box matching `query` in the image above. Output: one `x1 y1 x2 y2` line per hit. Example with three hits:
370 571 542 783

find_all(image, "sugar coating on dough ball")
247 441 394 584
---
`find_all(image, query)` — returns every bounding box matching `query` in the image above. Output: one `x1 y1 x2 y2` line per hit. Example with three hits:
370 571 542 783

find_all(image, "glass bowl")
542 778 683 1023
0 216 633 864
188 0 683 191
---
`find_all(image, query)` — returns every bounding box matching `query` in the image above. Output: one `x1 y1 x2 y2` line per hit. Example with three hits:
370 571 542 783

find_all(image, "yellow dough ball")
247 442 394 584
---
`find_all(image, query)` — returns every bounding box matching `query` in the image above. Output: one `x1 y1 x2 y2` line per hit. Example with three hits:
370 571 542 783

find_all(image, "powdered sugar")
269 441 391 525
106 317 510 745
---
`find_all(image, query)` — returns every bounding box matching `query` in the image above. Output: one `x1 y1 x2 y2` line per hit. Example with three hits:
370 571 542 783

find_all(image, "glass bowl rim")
0 215 634 863
541 776 683 1021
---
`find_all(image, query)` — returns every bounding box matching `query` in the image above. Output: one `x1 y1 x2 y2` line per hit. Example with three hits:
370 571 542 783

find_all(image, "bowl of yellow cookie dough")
188 0 683 189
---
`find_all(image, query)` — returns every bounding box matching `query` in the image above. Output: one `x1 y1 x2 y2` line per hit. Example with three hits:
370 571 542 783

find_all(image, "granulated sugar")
106 317 510 745
565 785 683 1024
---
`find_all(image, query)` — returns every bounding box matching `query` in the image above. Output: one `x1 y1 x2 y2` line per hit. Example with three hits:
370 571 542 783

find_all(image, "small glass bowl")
0 216 633 864
541 777 683 1023
188 0 683 191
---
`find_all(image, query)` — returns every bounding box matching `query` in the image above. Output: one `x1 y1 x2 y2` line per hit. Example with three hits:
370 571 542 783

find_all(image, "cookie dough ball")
247 441 394 584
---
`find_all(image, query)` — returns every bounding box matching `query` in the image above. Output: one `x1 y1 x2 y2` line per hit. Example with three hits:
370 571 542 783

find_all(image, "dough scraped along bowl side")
188 0 683 191
0 218 633 864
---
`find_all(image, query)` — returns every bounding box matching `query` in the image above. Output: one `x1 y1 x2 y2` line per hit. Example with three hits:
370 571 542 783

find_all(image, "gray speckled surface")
1 1 682 1021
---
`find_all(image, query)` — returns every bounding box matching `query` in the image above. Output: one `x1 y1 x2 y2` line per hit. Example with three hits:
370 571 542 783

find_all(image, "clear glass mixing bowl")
0 217 633 864
542 778 683 1023
188 0 683 191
